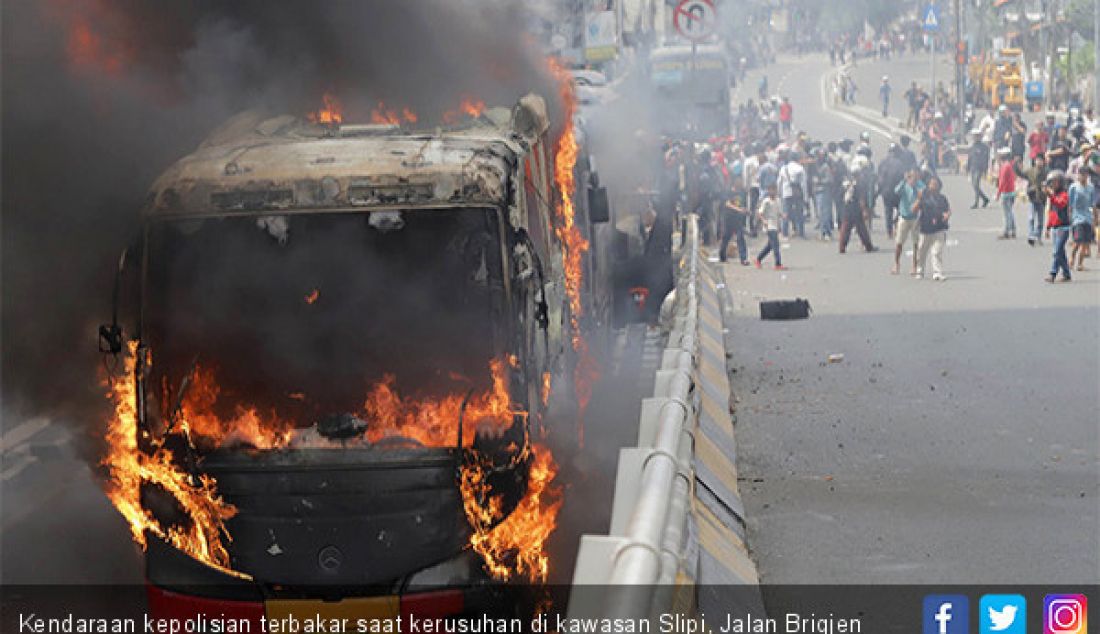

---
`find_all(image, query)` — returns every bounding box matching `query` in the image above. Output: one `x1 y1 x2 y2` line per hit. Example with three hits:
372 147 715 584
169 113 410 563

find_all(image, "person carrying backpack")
778 152 807 238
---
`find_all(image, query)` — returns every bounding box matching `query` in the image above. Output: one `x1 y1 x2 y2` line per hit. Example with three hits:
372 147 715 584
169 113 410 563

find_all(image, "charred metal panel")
200 447 469 586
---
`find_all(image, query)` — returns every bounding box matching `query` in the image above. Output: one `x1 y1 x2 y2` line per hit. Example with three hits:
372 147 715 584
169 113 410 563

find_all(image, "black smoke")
1 0 558 437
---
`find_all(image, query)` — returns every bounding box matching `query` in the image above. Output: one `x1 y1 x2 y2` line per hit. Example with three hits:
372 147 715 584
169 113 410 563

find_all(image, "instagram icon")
1045 595 1088 634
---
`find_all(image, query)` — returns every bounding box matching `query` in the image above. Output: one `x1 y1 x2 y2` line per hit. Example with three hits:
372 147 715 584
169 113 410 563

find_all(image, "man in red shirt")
779 97 793 137
1044 170 1072 282
994 147 1019 239
1027 124 1049 166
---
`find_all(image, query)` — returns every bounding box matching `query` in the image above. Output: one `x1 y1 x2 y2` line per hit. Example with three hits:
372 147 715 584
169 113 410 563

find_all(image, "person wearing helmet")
1044 169 1072 282
838 154 878 253
879 76 891 118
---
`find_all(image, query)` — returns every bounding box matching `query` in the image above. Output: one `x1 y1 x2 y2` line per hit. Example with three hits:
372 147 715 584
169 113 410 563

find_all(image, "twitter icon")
981 594 1027 634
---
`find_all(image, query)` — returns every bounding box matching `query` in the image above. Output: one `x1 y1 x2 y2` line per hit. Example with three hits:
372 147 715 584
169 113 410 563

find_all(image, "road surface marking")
0 417 51 452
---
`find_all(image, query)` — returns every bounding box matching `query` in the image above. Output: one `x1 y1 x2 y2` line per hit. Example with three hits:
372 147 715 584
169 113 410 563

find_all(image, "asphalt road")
727 54 1100 584
1 419 142 583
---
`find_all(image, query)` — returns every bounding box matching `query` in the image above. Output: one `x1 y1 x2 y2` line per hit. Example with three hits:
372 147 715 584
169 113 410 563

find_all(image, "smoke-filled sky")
1 0 559 428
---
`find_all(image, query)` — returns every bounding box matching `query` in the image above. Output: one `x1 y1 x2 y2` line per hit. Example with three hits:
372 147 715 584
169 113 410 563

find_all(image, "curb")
566 217 764 622
689 252 766 617
823 63 906 141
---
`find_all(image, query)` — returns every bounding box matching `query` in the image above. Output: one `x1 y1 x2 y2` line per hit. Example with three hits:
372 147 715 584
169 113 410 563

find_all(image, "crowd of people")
964 103 1100 280
652 94 1099 284
827 27 931 68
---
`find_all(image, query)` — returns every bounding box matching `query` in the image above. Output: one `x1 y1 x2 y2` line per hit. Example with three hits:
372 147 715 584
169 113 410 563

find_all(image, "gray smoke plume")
1 0 559 439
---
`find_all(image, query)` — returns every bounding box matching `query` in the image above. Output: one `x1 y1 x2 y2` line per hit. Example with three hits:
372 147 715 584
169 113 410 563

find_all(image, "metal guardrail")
568 215 702 619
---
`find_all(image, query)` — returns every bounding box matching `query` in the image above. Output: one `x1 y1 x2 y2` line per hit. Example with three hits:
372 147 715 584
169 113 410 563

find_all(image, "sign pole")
923 3 941 113
955 0 963 144
931 32 937 113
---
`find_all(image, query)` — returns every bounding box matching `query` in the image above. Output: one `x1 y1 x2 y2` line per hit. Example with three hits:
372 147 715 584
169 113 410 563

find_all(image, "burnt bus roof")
145 94 550 218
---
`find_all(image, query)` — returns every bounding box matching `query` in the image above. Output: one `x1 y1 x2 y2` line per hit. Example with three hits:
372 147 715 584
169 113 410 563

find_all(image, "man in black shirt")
1047 126 1072 171
839 152 878 253
904 82 920 130
967 132 991 208
719 178 751 264
915 175 951 280
878 145 907 238
898 134 919 172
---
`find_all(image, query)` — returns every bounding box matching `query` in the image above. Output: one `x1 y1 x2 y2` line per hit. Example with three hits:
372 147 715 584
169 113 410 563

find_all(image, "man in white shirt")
777 153 808 238
977 109 996 145
742 151 761 235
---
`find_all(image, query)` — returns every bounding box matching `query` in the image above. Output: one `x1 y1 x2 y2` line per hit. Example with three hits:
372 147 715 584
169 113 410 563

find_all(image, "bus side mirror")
588 186 610 224
98 249 128 355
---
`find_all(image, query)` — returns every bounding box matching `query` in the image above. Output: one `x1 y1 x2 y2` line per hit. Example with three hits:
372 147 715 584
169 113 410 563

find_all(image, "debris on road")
759 298 812 320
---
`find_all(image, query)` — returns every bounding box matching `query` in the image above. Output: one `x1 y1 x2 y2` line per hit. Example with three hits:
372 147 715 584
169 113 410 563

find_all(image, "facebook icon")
924 595 970 634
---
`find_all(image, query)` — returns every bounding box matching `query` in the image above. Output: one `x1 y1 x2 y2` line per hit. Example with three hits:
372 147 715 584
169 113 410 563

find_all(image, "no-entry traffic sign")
674 0 717 42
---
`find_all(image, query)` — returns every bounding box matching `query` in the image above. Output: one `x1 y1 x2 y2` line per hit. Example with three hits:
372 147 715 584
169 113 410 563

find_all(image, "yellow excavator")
972 48 1026 110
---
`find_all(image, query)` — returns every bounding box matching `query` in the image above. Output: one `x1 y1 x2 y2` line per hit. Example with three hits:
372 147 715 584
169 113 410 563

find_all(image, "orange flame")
304 289 320 304
442 97 487 125
371 101 418 126
461 443 561 582
548 58 601 444
102 342 243 575
43 0 134 78
307 93 343 125
541 372 552 408
105 347 562 580
360 358 513 447
168 358 515 451
67 20 126 76
461 97 486 118
172 366 294 451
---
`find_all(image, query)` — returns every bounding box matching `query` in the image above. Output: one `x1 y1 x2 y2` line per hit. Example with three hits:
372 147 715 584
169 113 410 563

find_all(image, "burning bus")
98 92 608 617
